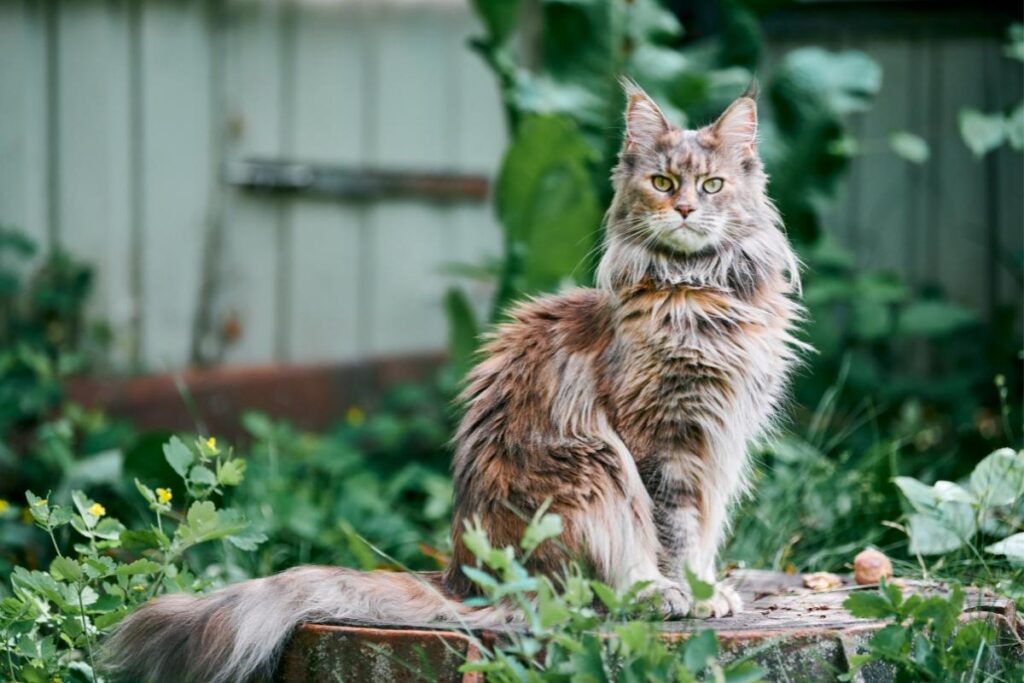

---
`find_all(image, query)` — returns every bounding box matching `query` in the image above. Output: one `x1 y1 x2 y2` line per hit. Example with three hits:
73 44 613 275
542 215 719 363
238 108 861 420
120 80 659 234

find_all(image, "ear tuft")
713 97 758 156
620 77 670 149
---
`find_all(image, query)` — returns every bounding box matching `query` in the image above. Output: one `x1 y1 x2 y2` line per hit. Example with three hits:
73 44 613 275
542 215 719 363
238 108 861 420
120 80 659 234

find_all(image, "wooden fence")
1 0 1019 371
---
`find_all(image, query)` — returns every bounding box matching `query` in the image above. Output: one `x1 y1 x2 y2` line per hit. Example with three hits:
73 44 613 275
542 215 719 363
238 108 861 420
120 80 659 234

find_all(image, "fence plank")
0 1 50 256
285 3 366 362
219 0 287 364
138 0 213 368
53 0 136 365
364 8 455 355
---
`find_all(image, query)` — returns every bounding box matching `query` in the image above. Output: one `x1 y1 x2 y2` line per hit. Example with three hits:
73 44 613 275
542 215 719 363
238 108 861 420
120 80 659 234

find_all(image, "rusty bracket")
224 158 490 203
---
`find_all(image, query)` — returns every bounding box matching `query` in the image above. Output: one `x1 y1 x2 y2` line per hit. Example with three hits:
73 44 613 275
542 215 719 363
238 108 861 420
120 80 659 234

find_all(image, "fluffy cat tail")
101 565 503 683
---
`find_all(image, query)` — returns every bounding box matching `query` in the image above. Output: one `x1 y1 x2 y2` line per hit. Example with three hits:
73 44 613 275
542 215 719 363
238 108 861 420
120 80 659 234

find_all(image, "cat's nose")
675 203 695 218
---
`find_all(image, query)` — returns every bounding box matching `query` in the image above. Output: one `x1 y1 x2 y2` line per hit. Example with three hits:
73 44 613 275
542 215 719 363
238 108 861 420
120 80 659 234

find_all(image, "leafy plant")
458 507 765 682
958 25 1023 157
0 435 261 682
893 448 1024 573
843 579 1021 681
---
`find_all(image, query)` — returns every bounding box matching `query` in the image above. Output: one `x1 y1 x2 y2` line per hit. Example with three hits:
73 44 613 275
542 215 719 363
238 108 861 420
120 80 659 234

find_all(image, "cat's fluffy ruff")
102 83 803 682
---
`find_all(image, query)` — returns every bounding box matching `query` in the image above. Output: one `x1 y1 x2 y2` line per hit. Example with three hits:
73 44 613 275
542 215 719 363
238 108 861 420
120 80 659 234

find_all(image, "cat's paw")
692 582 743 618
641 580 693 620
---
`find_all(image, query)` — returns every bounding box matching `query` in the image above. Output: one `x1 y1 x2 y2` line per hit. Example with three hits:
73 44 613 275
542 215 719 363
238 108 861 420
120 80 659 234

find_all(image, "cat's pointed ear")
620 77 670 149
712 96 758 156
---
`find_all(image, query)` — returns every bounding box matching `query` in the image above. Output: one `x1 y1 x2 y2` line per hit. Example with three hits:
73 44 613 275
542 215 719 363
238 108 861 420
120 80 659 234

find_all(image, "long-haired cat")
103 81 803 683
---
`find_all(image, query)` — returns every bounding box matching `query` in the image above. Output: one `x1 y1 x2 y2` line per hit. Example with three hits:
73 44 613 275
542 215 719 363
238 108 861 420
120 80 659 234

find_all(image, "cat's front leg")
640 458 742 617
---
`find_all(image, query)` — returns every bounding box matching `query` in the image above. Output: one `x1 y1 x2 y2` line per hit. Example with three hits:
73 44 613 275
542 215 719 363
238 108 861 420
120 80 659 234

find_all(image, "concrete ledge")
274 570 1017 683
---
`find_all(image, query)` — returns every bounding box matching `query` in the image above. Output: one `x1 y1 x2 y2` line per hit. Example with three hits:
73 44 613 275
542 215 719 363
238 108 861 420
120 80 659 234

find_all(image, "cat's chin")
653 227 718 255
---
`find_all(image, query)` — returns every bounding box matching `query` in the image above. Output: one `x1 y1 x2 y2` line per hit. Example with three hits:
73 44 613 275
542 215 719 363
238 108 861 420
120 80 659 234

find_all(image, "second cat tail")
101 565 503 683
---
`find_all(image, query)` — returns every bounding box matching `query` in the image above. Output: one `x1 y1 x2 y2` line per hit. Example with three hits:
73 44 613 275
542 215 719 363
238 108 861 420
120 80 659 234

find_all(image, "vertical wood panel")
0 1 50 256
55 0 135 365
219 0 286 364
365 7 454 355
931 38 989 311
853 39 913 275
138 0 212 368
285 3 365 361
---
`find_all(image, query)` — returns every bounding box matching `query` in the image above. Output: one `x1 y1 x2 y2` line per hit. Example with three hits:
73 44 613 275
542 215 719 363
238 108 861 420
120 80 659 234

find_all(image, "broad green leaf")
906 507 976 556
461 566 499 590
844 591 895 619
959 108 1005 157
444 287 480 381
495 115 601 306
50 557 82 583
227 527 268 552
985 532 1024 560
970 448 1024 507
893 476 938 512
685 567 714 601
469 0 521 45
520 512 563 553
932 481 974 505
216 458 246 487
889 131 930 163
683 629 718 672
897 300 977 337
163 436 195 479
189 464 218 488
115 559 162 577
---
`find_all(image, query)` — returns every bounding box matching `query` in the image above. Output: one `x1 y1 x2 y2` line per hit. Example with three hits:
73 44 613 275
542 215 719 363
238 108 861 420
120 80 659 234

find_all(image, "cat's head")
608 80 769 256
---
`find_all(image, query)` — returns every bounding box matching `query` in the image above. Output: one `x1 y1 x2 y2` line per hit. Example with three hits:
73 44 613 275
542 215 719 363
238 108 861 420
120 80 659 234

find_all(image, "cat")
102 80 803 683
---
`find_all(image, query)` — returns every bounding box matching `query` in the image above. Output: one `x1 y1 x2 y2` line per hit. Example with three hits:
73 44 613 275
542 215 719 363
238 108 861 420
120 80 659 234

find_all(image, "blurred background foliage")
0 0 1021 602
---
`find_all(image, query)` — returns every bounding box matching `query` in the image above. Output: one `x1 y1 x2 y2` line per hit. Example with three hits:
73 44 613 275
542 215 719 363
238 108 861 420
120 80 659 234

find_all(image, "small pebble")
854 548 893 585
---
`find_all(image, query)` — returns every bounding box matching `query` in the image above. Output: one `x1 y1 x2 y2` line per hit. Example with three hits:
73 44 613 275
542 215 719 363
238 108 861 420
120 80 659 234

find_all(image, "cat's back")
454 287 615 442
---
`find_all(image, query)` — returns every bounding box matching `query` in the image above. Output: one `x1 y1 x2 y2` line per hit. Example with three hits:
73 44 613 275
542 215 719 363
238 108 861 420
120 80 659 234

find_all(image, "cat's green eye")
651 175 674 192
702 177 724 194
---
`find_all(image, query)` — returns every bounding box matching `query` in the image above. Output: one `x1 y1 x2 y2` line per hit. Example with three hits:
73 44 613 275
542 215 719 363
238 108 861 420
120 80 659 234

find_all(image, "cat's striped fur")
102 81 803 683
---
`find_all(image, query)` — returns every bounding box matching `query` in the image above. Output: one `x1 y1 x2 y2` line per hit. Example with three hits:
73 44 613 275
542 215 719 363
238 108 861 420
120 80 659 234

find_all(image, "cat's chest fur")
605 281 792 462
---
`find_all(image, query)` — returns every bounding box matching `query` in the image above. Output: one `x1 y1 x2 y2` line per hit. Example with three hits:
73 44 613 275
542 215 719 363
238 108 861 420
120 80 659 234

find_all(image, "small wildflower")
33 498 48 507
206 436 217 450
88 502 106 518
0 499 9 514
156 487 173 505
131 584 146 592
346 406 366 426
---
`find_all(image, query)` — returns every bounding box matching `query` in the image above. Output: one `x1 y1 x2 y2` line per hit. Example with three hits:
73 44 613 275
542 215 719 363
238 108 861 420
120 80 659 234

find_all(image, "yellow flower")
88 502 106 518
206 436 217 450
346 406 366 426
131 584 146 592
156 487 173 505
0 499 9 513
33 498 47 507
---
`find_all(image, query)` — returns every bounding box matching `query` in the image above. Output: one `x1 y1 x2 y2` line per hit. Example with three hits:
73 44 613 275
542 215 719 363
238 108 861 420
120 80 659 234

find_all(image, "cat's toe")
695 583 743 618
642 581 693 619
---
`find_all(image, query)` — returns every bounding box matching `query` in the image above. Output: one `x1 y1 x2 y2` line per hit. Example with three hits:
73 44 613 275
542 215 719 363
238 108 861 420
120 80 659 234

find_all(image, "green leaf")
906 508 976 556
494 115 601 306
470 0 521 45
843 591 896 619
685 567 714 601
970 448 1024 507
1006 103 1024 150
115 559 162 577
163 436 195 480
444 287 480 381
227 527 268 552
683 629 718 672
189 464 218 488
461 566 499 591
520 512 563 553
870 623 908 658
897 300 977 337
50 556 83 583
216 459 246 487
985 532 1024 560
888 131 930 163
959 108 1006 157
